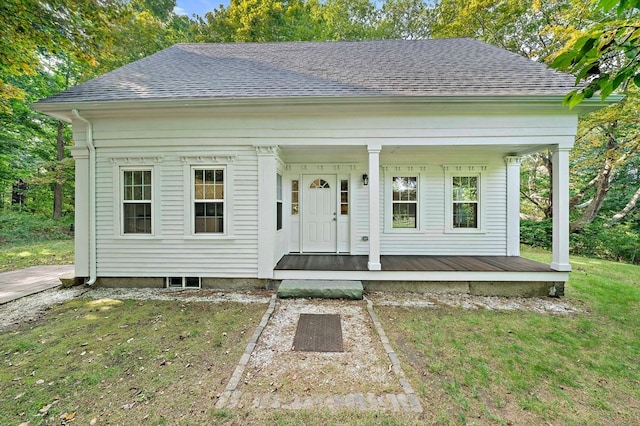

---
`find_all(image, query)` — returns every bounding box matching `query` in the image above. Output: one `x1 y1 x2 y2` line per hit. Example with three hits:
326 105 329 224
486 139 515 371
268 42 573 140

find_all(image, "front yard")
1 247 638 425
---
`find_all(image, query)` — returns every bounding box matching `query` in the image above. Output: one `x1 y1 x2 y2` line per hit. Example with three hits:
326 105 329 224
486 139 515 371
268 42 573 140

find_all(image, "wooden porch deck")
274 255 553 273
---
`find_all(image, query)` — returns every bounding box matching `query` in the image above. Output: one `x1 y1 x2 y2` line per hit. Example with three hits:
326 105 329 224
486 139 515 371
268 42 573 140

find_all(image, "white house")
34 39 608 296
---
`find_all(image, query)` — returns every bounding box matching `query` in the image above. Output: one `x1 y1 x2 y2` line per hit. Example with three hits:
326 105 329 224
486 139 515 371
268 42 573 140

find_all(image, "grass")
0 239 74 272
378 246 640 424
1 245 639 424
0 210 74 272
0 298 268 425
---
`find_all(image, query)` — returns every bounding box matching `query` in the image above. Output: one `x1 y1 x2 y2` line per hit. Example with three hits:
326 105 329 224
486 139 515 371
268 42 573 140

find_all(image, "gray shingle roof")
38 39 576 103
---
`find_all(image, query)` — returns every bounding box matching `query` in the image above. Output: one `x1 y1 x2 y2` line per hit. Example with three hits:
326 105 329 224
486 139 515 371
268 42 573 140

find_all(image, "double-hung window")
444 165 486 232
452 176 478 228
193 168 225 234
122 169 152 234
392 176 418 229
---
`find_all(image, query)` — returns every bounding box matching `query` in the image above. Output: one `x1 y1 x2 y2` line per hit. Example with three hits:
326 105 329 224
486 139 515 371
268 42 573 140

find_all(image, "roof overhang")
32 95 619 122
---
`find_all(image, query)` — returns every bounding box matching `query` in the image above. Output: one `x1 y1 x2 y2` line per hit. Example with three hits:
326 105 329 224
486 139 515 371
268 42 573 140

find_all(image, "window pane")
392 203 416 228
341 180 348 191
214 183 224 200
203 184 213 199
292 180 298 191
341 204 348 215
215 169 224 183
195 202 223 233
393 177 417 201
453 176 478 201
205 169 215 183
276 174 282 200
277 202 283 230
453 203 478 228
123 203 151 233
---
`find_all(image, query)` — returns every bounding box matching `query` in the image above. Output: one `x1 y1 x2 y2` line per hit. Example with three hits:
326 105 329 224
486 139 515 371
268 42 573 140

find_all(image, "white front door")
302 175 337 252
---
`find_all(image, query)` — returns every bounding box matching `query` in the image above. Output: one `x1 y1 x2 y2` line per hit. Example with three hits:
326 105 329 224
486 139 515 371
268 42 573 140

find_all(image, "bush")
521 218 640 265
0 210 73 244
520 219 553 250
571 220 640 264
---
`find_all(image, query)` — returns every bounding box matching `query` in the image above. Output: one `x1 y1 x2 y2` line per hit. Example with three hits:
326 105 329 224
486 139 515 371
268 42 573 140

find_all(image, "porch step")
277 280 363 300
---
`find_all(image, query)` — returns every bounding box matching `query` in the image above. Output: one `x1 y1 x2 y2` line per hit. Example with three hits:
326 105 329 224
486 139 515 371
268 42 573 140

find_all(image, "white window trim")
183 157 235 239
383 166 426 233
111 157 161 239
443 165 487 234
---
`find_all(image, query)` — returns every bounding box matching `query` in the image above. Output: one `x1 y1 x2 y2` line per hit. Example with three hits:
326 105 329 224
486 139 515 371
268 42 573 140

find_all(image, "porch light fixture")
362 174 369 186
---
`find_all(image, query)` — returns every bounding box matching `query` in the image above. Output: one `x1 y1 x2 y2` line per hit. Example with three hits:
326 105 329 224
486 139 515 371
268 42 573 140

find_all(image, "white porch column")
505 156 521 256
255 146 278 278
367 144 382 271
70 146 90 277
551 147 572 271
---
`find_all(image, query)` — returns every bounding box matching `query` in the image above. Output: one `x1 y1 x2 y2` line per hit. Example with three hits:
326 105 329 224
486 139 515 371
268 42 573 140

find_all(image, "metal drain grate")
292 313 343 352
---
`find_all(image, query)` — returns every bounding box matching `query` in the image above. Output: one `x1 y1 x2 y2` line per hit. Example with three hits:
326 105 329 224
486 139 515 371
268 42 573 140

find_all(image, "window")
310 179 330 188
276 173 283 231
193 168 224 233
340 179 349 215
291 180 299 215
392 176 417 228
122 169 152 234
167 277 201 288
443 165 486 233
452 176 478 228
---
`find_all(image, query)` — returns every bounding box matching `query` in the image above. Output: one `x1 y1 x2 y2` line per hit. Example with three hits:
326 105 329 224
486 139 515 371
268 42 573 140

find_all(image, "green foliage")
571 219 640 263
549 0 640 107
0 210 72 244
520 219 553 249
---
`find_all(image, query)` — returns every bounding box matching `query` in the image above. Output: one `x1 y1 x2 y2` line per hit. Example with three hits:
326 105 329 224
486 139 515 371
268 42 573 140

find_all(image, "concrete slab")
278 280 363 299
0 265 74 304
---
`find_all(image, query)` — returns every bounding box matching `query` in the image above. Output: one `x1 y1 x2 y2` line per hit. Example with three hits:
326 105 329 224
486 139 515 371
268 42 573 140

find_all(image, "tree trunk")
53 120 64 219
609 186 640 224
570 133 616 233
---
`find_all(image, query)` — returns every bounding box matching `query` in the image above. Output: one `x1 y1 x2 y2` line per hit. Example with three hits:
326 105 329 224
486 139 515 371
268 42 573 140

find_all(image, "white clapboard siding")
378 151 507 255
95 145 259 277
83 105 576 277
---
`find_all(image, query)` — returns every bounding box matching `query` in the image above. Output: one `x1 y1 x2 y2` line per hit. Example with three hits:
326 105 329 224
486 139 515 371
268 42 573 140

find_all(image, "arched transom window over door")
309 179 330 189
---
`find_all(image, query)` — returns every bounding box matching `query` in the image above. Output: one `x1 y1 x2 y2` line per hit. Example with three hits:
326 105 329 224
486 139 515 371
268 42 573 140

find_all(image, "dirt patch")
367 291 583 314
0 287 86 332
238 298 402 398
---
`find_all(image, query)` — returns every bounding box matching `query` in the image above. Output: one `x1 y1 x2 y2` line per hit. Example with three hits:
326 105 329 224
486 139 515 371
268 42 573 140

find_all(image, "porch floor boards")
274 255 553 273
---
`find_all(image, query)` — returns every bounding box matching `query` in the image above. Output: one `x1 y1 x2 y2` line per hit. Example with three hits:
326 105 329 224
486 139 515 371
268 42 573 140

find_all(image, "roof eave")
32 94 617 121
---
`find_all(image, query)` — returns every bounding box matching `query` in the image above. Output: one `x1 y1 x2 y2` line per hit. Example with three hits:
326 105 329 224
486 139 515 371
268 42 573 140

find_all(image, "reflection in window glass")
123 169 152 234
340 179 349 215
194 168 224 233
452 176 478 228
291 180 299 215
392 176 417 228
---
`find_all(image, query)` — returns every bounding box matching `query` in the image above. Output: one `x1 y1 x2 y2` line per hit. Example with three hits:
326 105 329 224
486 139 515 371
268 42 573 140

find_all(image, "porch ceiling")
278 144 549 163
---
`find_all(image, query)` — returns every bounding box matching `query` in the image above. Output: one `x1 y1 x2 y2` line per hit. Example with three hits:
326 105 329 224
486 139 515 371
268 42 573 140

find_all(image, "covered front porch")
274 254 565 281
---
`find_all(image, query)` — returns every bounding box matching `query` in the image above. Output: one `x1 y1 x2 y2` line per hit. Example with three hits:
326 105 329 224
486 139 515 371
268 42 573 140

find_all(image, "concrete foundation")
89 277 564 298
363 281 564 297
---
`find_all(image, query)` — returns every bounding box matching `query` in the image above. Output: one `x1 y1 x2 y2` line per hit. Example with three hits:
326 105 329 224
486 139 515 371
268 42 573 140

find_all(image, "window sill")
384 228 425 234
184 234 236 240
443 229 486 234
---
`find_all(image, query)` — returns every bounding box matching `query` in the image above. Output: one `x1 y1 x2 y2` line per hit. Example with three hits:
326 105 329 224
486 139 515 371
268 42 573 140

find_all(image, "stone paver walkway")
216 295 423 413
0 265 74 304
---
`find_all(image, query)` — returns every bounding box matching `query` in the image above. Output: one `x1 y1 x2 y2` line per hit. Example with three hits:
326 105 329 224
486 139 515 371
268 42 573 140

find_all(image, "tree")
0 0 121 108
550 0 640 107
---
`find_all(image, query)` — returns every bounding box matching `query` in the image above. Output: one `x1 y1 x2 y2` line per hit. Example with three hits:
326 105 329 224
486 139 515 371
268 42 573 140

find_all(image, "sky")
174 0 230 17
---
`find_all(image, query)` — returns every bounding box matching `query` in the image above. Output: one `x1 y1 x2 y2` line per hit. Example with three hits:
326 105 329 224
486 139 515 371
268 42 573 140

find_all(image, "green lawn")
1 246 638 424
0 239 74 272
377 247 640 424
